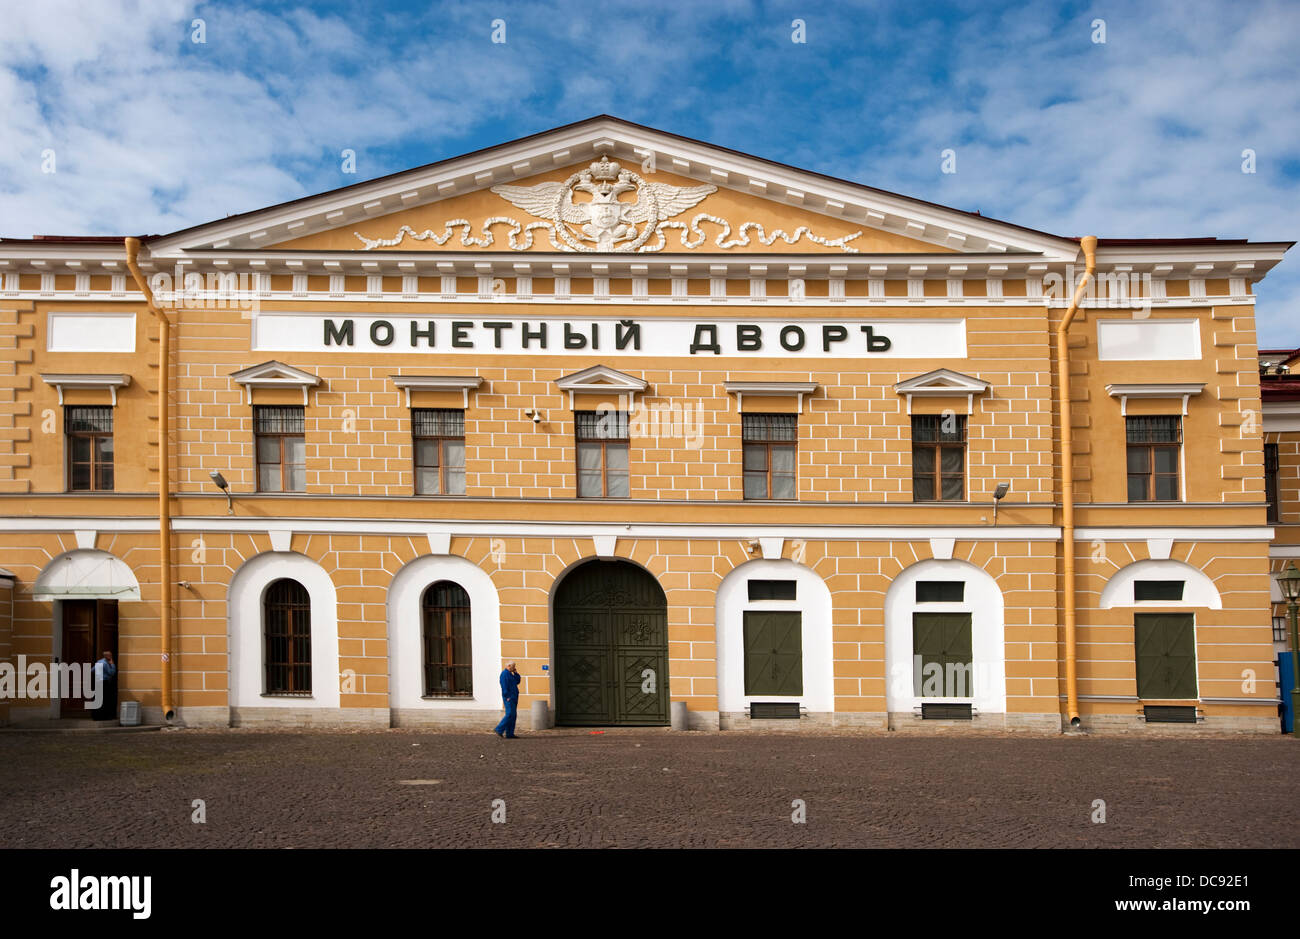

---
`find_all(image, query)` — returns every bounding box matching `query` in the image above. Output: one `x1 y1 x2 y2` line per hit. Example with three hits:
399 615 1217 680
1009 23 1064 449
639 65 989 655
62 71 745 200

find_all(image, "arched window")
264 578 311 694
422 581 472 696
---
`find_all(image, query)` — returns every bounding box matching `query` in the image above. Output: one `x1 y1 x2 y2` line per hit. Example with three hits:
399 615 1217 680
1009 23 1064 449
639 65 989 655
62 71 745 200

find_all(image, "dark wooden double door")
554 560 669 726
60 599 118 717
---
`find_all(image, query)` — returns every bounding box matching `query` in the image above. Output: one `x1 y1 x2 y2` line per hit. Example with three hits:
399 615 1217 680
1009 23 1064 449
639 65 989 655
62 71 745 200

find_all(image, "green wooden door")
554 561 669 726
1135 613 1197 699
913 612 972 697
743 611 803 695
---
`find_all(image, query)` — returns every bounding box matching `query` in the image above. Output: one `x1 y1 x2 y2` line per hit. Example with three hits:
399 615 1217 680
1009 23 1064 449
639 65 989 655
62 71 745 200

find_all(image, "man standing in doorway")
493 660 521 738
90 650 116 722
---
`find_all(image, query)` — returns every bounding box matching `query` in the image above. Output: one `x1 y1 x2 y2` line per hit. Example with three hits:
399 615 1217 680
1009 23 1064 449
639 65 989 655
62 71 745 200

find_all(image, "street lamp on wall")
208 470 233 515
1275 562 1300 736
992 481 1009 526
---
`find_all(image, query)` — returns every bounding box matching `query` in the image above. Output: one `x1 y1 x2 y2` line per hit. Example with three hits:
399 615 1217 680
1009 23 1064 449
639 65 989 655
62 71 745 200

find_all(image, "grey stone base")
5 705 54 723
719 710 834 731
831 712 889 731
168 706 229 728
230 706 389 729
685 709 720 731
1077 712 1281 735
887 711 1061 734
391 707 501 731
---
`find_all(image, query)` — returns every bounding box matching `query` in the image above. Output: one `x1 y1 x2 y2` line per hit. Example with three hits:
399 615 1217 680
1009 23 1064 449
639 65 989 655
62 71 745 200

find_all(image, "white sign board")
251 313 967 358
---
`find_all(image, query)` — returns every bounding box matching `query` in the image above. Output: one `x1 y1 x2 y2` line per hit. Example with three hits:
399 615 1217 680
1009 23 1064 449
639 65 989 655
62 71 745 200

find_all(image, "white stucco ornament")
492 155 715 252
353 154 865 253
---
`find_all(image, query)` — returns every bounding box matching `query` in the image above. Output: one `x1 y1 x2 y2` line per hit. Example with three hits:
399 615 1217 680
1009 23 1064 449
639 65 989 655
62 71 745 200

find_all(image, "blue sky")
2 0 1297 343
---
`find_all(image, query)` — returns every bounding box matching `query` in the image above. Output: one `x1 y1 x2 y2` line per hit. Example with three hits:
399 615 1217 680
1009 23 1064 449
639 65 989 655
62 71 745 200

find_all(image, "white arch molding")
227 552 339 709
387 555 502 711
715 559 835 714
1100 559 1222 609
884 558 1006 715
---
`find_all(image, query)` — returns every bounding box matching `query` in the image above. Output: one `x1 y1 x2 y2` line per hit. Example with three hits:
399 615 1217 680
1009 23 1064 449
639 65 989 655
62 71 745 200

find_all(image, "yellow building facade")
0 117 1289 733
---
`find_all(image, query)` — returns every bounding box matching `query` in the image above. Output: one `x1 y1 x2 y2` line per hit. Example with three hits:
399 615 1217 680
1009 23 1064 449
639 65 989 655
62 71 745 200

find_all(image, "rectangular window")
912 415 966 501
1126 416 1181 502
748 580 797 602
1266 443 1280 523
575 410 629 498
65 406 114 492
254 406 305 493
1133 580 1185 602
743 611 803 695
742 413 797 500
413 408 466 496
916 581 964 603
1134 613 1197 699
913 612 972 697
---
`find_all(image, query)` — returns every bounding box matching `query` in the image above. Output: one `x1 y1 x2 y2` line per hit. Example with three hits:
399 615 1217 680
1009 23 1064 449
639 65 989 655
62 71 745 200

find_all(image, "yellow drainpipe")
124 238 176 722
1058 235 1098 729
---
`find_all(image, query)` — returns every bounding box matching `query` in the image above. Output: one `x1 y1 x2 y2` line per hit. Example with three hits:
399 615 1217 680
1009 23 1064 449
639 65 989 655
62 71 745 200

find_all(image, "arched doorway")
553 560 668 726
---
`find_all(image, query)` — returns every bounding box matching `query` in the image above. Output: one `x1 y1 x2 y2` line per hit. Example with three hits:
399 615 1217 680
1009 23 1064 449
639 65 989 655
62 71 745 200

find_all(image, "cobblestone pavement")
2 728 1298 849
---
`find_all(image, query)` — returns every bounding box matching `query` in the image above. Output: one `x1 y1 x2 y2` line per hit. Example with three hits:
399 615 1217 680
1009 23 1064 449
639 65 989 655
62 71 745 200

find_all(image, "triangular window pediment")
894 368 991 396
230 360 322 405
555 365 647 408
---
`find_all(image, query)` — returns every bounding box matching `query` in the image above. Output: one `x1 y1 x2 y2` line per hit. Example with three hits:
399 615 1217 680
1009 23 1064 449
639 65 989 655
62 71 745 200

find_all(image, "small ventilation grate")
1143 705 1197 723
750 702 801 720
921 703 973 720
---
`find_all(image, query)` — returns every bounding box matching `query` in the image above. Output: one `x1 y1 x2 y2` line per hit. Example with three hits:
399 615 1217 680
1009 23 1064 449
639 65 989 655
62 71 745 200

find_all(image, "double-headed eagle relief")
491 155 715 252
351 152 865 252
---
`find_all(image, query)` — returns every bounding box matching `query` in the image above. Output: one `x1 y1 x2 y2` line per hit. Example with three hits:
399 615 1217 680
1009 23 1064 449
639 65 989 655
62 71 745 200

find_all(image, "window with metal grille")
1133 580 1185 602
748 579 797 601
65 406 114 492
254 406 305 493
911 415 966 501
264 578 311 695
742 413 797 500
1126 416 1181 502
413 408 465 495
916 581 964 603
1266 443 1280 523
575 410 629 498
422 581 472 696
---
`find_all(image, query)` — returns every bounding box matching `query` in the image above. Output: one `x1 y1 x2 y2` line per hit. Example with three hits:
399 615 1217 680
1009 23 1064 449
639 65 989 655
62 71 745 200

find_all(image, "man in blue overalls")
493 660 521 738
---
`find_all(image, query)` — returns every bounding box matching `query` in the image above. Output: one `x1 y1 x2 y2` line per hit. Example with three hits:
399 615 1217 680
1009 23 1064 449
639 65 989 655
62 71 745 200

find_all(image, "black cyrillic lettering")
779 325 805 351
410 321 436 347
323 319 354 346
736 324 762 351
521 322 547 348
690 325 721 355
615 320 640 350
369 320 394 346
564 323 588 349
482 321 512 349
822 324 848 351
451 321 473 348
862 325 892 352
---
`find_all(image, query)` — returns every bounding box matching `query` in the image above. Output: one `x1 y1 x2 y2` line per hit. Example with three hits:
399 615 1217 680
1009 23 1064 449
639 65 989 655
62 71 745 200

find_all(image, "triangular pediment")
230 360 322 387
555 364 648 394
146 117 1080 261
894 368 991 395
